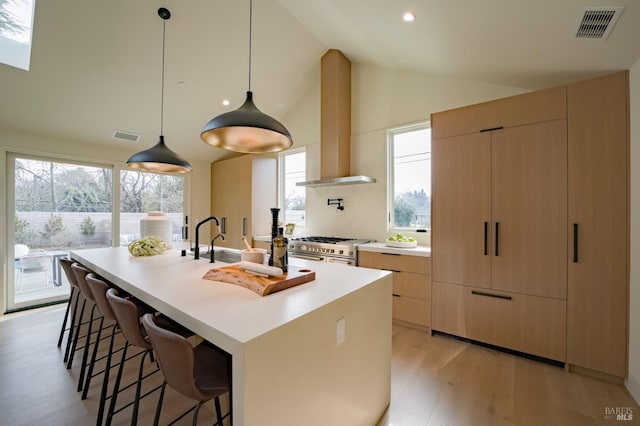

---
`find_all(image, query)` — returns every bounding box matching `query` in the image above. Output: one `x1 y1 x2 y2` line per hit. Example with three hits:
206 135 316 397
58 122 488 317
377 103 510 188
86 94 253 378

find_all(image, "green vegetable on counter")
128 235 168 257
387 233 416 243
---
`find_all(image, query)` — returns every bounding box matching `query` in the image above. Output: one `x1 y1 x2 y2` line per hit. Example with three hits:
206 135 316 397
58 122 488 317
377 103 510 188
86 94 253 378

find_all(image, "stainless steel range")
288 237 372 266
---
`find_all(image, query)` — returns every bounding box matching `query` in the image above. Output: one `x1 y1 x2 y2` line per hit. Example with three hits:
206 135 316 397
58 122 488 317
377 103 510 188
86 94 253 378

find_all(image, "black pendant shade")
126 8 192 174
200 0 293 153
127 135 192 174
201 91 293 153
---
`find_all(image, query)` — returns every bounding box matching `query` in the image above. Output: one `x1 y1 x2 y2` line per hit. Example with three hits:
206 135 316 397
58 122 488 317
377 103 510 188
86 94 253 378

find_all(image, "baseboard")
392 318 430 332
626 373 640 405
568 364 625 385
432 330 565 368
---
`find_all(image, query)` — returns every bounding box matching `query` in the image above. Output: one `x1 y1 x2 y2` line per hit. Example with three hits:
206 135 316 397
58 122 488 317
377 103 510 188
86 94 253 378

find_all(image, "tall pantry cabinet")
567 71 629 378
210 155 276 250
431 71 629 379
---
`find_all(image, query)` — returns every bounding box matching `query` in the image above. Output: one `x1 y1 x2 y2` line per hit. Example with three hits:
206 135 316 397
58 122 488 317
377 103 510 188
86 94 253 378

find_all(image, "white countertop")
359 242 431 257
70 246 390 353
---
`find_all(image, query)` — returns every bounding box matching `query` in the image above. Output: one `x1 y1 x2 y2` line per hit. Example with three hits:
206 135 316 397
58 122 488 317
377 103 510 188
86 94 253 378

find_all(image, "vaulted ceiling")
1 0 639 163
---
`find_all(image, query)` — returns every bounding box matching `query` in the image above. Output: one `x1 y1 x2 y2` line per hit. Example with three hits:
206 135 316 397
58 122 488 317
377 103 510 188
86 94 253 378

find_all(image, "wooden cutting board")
203 264 316 296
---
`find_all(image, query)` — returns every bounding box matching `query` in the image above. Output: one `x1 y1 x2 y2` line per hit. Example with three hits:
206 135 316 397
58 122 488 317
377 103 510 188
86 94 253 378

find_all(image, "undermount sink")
192 248 242 263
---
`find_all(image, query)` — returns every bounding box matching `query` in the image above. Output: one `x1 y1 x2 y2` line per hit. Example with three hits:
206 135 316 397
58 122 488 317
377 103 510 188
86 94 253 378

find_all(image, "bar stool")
58 257 82 362
104 288 164 426
69 263 108 392
142 313 231 426
82 273 122 426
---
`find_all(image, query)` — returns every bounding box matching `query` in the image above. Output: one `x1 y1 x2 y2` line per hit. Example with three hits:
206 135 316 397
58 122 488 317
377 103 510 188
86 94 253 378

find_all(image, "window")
279 148 306 234
7 153 187 312
9 154 113 310
0 0 36 70
119 170 185 245
387 123 431 232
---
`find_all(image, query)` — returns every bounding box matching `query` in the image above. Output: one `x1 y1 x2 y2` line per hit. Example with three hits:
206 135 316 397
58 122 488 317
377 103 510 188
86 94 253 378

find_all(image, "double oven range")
287 236 371 266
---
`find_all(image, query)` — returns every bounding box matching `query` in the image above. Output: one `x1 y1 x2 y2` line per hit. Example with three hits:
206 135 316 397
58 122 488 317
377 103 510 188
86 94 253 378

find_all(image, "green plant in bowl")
387 233 416 243
128 235 167 257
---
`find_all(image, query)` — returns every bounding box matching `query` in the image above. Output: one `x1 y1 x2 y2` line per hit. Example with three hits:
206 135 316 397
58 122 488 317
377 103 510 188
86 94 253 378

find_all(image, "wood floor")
1 306 638 426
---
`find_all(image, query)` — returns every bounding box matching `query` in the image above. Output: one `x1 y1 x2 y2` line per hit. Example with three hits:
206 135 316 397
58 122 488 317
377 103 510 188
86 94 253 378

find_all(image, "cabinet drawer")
358 251 430 275
432 281 566 362
393 271 430 300
393 296 430 327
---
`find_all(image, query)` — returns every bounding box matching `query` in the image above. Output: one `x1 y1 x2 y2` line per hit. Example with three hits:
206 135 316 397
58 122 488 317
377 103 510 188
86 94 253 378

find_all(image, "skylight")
0 0 36 70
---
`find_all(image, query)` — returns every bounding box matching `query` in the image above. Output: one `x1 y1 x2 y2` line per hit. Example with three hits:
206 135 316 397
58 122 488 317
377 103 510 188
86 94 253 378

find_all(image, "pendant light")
127 8 192 174
200 0 293 153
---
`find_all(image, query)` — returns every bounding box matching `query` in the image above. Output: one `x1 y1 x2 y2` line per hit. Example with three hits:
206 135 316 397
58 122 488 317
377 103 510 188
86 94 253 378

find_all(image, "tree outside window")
388 123 431 231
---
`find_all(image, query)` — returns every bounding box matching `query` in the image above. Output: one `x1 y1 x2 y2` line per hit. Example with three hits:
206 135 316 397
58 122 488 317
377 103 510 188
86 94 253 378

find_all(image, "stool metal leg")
95 323 118 426
67 298 87 368
57 287 76 347
106 342 129 426
77 304 99 392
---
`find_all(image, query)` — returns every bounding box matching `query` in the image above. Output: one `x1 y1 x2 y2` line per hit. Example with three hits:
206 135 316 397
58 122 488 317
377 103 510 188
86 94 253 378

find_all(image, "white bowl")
241 248 267 264
385 240 418 248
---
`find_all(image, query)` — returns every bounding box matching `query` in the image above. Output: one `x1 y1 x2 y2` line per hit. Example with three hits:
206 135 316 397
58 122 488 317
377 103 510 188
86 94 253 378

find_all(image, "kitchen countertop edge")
358 242 431 257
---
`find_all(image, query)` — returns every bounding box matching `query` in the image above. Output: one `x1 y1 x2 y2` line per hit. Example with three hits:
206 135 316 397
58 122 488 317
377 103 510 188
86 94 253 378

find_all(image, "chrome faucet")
194 216 221 260
209 232 226 263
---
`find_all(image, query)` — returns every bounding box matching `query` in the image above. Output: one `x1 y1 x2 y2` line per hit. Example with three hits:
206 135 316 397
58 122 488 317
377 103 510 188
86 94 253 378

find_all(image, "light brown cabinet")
432 103 568 299
211 155 276 250
431 87 568 362
431 71 629 375
566 71 629 378
358 251 431 328
432 282 566 362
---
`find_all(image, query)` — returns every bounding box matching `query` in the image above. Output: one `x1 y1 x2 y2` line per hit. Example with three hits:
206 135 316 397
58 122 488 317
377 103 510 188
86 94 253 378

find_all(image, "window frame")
278 147 307 234
4 150 190 312
386 121 431 234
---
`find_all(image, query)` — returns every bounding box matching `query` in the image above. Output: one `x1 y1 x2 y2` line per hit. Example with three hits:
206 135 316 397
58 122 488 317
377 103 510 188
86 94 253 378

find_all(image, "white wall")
627 60 640 404
0 127 212 313
284 64 527 243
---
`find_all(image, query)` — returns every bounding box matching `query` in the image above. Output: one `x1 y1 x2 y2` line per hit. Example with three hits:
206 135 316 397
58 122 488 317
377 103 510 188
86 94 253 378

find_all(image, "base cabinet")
432 281 566 362
358 251 431 328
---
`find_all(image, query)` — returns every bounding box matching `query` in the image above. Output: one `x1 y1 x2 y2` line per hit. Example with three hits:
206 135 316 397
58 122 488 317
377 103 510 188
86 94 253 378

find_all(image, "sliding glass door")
7 154 113 311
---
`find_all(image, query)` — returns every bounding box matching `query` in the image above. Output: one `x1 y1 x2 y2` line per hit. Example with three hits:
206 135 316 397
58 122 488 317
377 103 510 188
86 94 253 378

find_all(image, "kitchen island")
71 247 392 426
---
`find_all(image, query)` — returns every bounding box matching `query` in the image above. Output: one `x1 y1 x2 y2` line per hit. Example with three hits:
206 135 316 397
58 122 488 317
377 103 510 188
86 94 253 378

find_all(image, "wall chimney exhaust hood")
297 50 376 188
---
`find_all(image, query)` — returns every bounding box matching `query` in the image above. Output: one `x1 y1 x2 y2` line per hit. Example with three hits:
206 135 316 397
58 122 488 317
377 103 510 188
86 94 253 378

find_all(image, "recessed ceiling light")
222 99 230 106
177 81 186 88
403 12 415 22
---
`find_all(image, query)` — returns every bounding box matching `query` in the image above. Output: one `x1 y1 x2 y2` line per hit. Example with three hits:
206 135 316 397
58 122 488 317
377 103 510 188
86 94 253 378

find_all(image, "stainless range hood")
297 50 376 188
297 175 375 187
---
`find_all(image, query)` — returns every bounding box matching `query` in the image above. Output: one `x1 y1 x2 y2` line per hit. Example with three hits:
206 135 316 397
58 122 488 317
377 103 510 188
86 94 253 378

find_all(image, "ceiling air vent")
573 7 624 40
113 130 140 143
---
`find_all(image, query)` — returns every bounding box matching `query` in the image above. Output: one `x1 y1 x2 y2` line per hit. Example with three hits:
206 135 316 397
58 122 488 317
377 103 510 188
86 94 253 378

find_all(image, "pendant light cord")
160 18 166 136
248 0 252 91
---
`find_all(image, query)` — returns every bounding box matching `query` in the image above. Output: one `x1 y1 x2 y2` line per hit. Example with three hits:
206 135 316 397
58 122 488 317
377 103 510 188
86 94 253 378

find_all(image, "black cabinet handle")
483 222 488 255
573 223 578 263
480 126 504 133
381 252 401 256
471 290 512 300
221 217 227 234
382 268 402 273
494 222 500 256
242 218 247 236
392 294 401 298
